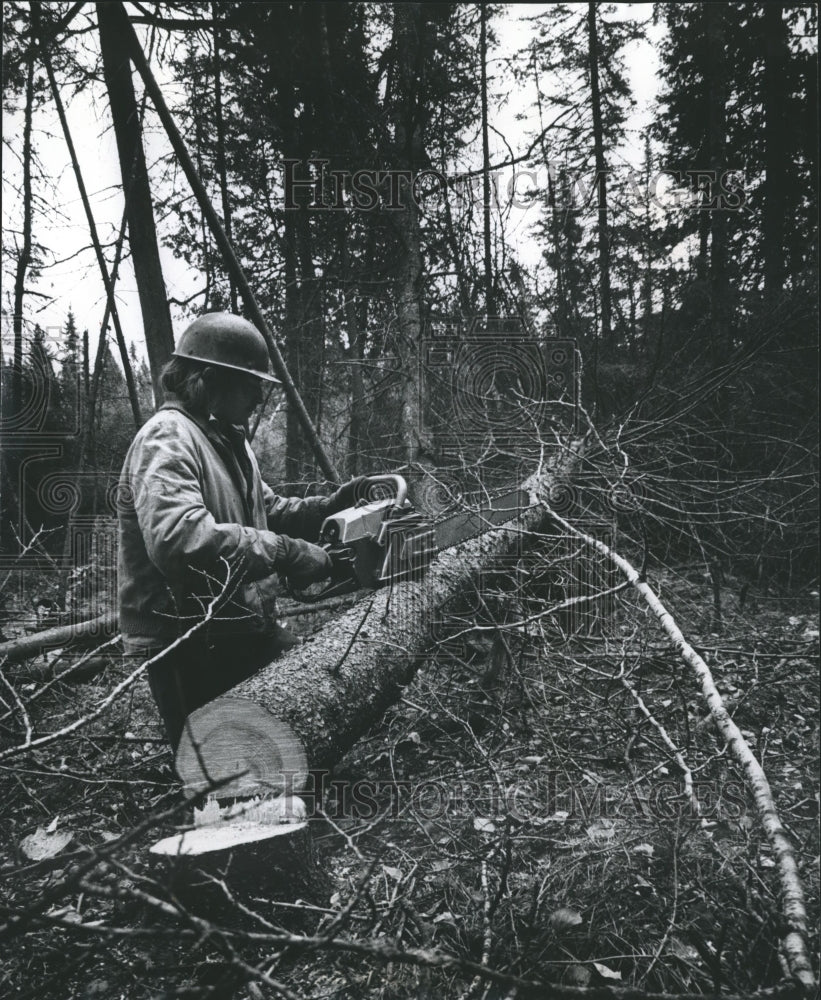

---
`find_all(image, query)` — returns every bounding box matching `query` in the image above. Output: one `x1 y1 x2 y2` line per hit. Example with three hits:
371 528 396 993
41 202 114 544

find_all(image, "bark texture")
587 2 611 343
97 1 175 402
390 2 433 466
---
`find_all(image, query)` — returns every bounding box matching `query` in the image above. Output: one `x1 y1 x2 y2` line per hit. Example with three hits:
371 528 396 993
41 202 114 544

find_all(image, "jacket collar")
159 396 248 444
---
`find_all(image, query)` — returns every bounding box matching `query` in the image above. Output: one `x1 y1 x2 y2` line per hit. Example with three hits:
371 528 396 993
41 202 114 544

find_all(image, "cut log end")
149 818 308 856
150 794 309 857
148 795 330 917
175 696 307 799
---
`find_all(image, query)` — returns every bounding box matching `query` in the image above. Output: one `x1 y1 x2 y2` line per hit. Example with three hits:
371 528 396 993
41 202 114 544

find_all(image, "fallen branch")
0 613 114 665
0 596 359 669
540 502 816 996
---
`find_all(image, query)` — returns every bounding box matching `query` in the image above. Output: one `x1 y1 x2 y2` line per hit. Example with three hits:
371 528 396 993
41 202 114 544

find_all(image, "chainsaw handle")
362 474 407 508
285 577 360 604
283 544 359 604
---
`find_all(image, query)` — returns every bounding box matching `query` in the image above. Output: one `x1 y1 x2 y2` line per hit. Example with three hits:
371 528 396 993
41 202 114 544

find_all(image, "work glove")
276 535 332 589
324 476 370 514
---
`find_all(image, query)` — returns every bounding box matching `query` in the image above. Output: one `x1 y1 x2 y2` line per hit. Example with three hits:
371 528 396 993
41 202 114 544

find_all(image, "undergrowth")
0 563 818 999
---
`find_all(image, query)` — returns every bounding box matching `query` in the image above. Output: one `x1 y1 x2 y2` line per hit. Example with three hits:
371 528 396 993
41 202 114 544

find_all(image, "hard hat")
173 313 281 383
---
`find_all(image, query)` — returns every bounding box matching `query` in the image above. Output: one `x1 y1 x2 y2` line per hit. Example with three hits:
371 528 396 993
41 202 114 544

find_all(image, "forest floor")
0 567 818 1000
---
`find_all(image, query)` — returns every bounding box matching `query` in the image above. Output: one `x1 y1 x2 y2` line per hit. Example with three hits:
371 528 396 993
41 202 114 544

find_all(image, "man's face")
208 368 267 425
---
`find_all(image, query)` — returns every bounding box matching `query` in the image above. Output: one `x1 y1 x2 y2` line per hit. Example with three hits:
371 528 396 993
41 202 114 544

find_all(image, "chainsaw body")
320 494 436 589
287 476 434 603
286 474 529 603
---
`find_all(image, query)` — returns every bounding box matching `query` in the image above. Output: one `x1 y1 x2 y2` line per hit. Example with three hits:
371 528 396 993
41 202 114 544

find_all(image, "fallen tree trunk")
0 614 115 666
175 451 581 799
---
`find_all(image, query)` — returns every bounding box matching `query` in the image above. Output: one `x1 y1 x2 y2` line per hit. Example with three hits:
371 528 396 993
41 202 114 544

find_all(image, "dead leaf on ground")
586 818 617 843
549 906 583 930
593 961 622 980
668 936 700 961
20 826 74 861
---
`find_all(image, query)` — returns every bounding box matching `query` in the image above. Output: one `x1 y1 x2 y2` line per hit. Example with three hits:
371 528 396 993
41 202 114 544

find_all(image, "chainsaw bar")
432 488 532 552
376 487 531 584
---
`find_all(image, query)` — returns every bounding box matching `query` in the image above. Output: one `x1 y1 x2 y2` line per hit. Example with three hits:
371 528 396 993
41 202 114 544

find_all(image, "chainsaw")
287 474 530 603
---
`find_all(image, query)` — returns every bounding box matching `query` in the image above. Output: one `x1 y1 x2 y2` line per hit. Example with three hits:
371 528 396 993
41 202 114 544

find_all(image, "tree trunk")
480 1 494 317
279 63 325 483
587 2 611 344
174 453 580 797
295 215 325 480
641 136 653 351
97 0 175 403
281 170 324 484
81 328 89 404
283 208 302 484
762 3 788 306
211 2 237 314
705 2 729 356
342 236 369 476
2 37 34 548
391 2 433 467
12 42 34 419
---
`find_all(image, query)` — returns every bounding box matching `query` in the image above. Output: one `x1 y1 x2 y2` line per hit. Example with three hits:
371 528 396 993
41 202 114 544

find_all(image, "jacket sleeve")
262 480 330 542
128 418 284 583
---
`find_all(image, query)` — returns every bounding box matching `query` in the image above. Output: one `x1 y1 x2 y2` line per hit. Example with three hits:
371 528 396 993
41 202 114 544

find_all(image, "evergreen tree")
129 341 154 418
58 309 82 456
523 3 642 353
29 323 60 429
654 3 818 326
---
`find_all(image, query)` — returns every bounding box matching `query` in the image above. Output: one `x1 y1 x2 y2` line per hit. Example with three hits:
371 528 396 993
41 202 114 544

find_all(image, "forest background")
1 0 816 589
0 3 818 998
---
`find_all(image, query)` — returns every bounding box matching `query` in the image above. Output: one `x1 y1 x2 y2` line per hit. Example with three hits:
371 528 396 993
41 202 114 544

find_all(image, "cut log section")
150 795 308 856
174 459 577 798
176 698 308 799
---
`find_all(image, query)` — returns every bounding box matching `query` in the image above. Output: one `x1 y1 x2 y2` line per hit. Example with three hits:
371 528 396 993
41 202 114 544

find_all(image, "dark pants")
134 625 297 751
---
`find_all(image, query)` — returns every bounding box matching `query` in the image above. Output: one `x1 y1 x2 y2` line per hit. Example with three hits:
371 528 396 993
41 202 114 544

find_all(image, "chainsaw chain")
430 488 531 553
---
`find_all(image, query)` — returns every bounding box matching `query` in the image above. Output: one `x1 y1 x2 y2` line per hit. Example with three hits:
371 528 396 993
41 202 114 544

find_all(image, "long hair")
160 356 212 416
